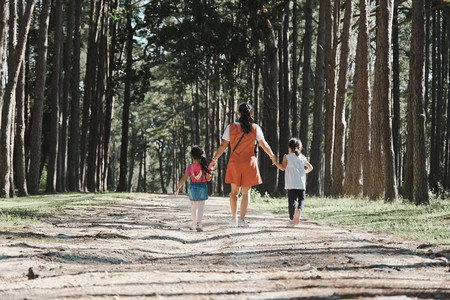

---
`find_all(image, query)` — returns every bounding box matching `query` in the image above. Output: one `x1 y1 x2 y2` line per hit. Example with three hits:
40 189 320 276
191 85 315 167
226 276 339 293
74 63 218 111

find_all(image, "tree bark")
291 0 299 138
15 53 27 196
260 11 279 196
333 0 353 196
46 0 63 193
406 0 429 205
300 0 313 156
344 0 371 197
278 0 290 195
324 0 337 196
117 0 133 192
0 0 34 198
371 0 398 201
308 0 327 196
68 0 82 192
28 0 50 194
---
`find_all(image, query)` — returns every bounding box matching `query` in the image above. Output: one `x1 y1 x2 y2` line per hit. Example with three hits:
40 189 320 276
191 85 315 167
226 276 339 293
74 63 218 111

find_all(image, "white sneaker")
196 222 203 232
287 220 294 227
228 218 238 227
237 219 249 228
189 222 196 230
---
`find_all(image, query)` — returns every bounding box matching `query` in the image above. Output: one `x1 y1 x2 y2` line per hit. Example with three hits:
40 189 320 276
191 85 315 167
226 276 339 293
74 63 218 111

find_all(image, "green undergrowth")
251 190 450 244
0 192 125 230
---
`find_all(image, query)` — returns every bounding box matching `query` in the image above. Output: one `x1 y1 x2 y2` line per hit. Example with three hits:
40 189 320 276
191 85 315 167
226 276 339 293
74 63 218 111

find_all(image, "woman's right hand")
174 189 179 197
208 160 216 170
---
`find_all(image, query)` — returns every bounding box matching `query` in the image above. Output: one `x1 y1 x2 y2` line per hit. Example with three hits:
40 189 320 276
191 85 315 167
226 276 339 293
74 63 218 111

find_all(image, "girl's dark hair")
238 102 254 134
288 138 303 156
191 145 211 174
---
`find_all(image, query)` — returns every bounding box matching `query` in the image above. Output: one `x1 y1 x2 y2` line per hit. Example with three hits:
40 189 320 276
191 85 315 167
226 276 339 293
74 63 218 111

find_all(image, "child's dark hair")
238 102 254 134
288 138 303 156
191 145 211 174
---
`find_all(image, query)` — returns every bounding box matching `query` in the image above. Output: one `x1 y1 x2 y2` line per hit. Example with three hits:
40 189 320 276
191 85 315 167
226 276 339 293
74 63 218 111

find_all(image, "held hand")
270 154 277 164
174 189 179 197
208 160 216 170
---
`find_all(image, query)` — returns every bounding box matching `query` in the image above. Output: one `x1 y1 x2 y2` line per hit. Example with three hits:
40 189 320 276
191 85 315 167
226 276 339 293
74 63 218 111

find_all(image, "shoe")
287 220 294 227
196 222 203 232
237 219 249 228
293 209 301 225
228 218 238 227
189 222 196 230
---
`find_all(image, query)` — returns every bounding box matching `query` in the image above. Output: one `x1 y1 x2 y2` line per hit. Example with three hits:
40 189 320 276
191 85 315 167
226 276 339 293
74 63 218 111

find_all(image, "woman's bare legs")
230 184 240 219
240 186 251 220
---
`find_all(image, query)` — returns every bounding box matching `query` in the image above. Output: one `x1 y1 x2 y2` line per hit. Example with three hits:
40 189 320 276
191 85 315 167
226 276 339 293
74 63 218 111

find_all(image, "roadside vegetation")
251 190 450 244
1 192 448 244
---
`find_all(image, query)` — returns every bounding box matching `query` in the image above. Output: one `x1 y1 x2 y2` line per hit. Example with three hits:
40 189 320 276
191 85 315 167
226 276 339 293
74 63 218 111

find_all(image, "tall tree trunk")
371 0 398 201
117 0 133 192
68 0 82 192
15 52 27 196
278 0 290 195
392 2 401 190
60 0 75 193
260 10 279 195
0 0 34 198
323 0 337 196
333 0 353 196
344 0 371 197
406 0 428 205
28 0 50 194
308 0 327 196
0 1 7 123
46 0 63 193
103 0 118 192
300 0 313 156
80 0 100 191
291 0 299 138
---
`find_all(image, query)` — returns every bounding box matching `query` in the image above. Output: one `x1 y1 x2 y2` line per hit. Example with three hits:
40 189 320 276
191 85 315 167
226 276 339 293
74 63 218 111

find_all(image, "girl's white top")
285 153 309 190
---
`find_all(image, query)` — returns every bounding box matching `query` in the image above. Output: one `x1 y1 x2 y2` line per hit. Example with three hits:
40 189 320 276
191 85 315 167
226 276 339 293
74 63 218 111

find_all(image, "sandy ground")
0 193 449 299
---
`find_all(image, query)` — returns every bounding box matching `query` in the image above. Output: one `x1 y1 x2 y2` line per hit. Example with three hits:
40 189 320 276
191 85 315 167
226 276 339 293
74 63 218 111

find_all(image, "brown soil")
0 194 449 299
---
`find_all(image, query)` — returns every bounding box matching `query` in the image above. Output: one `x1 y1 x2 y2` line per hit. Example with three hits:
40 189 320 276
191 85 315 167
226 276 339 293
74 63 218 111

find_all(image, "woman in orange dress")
209 103 276 227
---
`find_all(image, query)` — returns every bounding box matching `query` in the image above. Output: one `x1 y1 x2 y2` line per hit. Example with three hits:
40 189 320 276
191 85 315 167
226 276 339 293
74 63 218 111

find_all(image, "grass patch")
251 191 450 244
0 192 121 231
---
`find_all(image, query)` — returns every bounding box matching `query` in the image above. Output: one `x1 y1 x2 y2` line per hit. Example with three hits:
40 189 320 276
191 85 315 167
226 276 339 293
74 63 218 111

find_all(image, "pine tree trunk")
324 0 337 196
333 0 352 196
0 0 34 198
308 0 327 196
278 0 290 195
260 11 279 195
291 0 299 138
28 0 49 194
408 0 429 205
117 0 133 192
46 0 63 193
68 0 82 192
15 56 28 196
371 0 398 201
344 0 371 197
392 3 401 190
300 0 313 156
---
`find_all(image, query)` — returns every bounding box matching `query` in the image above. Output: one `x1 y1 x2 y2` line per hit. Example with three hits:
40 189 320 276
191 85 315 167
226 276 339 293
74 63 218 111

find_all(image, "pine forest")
0 0 449 205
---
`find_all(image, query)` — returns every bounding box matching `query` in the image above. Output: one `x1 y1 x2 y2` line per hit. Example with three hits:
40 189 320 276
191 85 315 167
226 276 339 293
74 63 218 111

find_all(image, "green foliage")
0 193 118 230
252 192 450 244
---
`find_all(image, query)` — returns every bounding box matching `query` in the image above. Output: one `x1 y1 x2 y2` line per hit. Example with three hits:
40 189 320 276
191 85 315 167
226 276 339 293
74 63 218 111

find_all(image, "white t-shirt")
284 153 309 190
222 122 264 141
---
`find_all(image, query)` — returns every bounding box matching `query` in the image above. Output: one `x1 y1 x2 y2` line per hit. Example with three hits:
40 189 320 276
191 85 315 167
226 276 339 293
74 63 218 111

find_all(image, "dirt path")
0 193 449 299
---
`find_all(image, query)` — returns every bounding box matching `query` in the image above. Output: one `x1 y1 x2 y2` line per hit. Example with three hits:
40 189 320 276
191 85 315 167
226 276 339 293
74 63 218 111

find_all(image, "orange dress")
225 123 263 187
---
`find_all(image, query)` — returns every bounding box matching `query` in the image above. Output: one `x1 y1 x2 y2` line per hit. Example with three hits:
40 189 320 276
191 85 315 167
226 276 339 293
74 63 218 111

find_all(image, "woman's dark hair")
288 138 302 156
191 145 211 174
238 102 254 134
